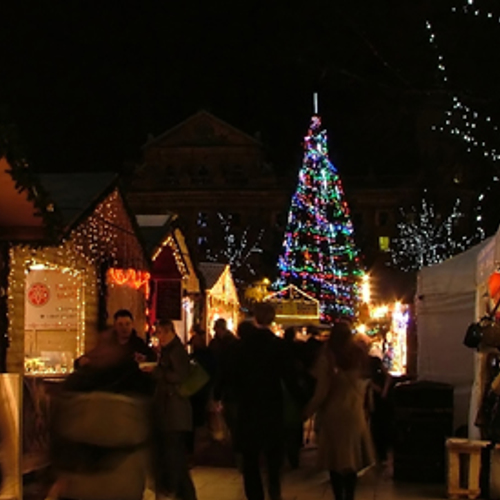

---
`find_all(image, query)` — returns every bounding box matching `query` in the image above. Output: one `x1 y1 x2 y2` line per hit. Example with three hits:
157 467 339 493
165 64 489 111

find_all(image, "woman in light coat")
305 321 375 500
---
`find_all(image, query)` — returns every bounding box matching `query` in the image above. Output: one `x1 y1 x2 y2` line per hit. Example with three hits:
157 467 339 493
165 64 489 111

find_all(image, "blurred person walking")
153 320 197 500
186 325 215 457
232 303 303 500
305 322 375 500
209 318 239 445
282 326 309 469
51 328 153 500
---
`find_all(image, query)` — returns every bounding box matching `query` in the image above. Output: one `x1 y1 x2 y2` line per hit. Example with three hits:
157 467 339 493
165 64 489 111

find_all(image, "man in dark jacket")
209 318 239 445
114 309 156 362
231 303 302 500
153 319 197 500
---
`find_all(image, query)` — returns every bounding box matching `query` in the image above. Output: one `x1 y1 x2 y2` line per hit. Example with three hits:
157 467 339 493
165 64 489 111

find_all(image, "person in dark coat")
282 326 308 469
231 303 303 500
355 333 393 464
186 325 215 456
114 309 157 362
210 318 239 447
153 319 197 500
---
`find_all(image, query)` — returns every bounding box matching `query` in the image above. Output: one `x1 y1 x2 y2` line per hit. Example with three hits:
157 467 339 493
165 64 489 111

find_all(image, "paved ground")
188 425 446 500
189 452 445 500
23 433 446 500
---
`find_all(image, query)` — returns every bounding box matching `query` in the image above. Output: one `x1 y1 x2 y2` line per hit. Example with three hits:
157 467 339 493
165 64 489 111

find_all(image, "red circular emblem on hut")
27 283 50 307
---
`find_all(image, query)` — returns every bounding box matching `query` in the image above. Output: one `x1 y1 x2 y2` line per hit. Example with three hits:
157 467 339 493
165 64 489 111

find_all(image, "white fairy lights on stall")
6 188 148 375
152 235 188 278
355 274 409 375
8 243 92 375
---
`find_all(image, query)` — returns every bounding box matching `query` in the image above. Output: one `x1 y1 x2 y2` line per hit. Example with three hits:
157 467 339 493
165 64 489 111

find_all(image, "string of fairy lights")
451 0 499 19
205 212 264 281
425 4 500 240
277 108 362 322
7 188 149 374
391 196 471 271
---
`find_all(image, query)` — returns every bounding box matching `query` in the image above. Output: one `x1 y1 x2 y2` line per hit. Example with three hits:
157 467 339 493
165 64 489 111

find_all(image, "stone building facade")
126 110 291 282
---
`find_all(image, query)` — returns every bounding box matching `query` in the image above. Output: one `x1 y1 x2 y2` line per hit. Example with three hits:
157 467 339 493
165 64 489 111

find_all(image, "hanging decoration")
489 270 500 301
107 268 151 299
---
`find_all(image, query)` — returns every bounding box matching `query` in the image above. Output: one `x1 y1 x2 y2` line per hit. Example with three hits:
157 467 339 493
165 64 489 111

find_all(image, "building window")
191 165 211 185
158 165 179 186
223 165 247 186
353 212 364 230
197 212 208 228
377 211 389 227
379 236 390 252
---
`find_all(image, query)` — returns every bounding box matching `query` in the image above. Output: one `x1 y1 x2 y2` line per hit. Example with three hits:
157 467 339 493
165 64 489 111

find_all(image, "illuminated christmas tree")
277 96 362 322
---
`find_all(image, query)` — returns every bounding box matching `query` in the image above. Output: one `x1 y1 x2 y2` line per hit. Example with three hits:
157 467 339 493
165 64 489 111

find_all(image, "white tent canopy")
416 236 494 431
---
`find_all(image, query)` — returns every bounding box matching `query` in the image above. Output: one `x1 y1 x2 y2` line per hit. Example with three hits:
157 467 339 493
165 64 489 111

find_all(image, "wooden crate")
446 438 491 499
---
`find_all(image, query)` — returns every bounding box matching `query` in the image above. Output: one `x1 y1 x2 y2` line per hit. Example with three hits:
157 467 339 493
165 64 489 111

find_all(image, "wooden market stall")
198 262 240 337
264 284 320 334
137 213 201 343
0 157 150 486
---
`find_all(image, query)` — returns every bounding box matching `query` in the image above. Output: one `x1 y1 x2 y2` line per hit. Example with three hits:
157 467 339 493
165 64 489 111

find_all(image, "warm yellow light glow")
29 263 47 271
371 305 389 319
357 324 367 334
361 274 370 303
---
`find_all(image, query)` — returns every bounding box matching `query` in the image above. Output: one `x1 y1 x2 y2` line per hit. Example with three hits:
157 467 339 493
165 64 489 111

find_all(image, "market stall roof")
37 172 150 270
136 213 200 294
135 213 177 254
265 284 320 326
418 237 493 298
38 172 118 231
198 262 239 304
199 262 228 290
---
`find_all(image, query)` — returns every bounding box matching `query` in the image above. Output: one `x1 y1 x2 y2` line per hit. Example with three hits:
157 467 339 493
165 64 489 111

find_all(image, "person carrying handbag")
152 320 197 500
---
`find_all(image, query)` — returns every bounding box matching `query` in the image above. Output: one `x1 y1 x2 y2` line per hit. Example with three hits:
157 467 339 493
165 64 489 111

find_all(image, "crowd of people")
48 305 394 500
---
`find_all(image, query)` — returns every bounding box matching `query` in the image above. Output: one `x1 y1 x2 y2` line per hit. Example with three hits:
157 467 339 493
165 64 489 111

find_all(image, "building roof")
198 262 228 290
38 172 118 231
135 213 177 254
143 109 261 149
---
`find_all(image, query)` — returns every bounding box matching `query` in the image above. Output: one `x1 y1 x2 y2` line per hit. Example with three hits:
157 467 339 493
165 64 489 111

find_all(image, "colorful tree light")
276 98 363 322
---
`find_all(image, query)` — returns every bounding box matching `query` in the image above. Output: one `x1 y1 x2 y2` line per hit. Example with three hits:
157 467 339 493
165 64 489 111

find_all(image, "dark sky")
1 1 500 181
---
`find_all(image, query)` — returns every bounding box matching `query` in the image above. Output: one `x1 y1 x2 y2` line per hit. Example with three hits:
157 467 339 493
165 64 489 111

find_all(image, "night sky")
2 1 500 184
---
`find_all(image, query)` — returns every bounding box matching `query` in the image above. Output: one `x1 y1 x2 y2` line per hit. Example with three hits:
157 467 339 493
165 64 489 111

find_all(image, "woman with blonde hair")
305 321 375 500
